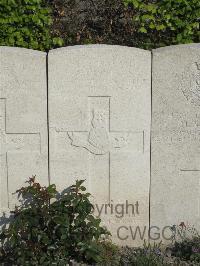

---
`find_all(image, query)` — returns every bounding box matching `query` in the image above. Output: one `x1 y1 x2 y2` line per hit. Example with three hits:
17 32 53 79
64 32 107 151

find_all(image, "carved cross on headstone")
180 169 200 172
0 99 40 209
180 167 200 218
66 96 144 201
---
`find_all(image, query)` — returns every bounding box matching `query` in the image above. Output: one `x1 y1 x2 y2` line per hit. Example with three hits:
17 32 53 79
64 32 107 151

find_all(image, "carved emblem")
181 61 200 106
67 109 129 155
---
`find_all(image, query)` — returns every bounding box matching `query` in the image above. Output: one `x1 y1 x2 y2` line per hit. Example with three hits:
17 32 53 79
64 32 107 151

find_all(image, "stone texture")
49 45 151 246
0 47 48 212
151 44 200 240
1 43 200 246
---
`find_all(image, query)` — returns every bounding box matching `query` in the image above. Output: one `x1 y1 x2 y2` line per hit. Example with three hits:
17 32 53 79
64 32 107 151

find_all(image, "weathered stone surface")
1 43 200 246
0 47 48 212
151 44 200 240
49 45 151 245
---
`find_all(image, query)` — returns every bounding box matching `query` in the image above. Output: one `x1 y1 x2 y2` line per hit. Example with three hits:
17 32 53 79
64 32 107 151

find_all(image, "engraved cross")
66 96 144 201
0 99 40 209
180 168 200 218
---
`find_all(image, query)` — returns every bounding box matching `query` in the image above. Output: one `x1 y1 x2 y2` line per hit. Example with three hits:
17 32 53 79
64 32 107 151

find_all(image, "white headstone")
0 47 48 211
151 44 200 240
49 45 151 245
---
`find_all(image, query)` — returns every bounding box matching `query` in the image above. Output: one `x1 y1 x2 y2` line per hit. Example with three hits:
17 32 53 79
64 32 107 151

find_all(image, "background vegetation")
0 178 109 265
0 0 199 51
1 178 200 265
124 0 200 49
0 0 63 51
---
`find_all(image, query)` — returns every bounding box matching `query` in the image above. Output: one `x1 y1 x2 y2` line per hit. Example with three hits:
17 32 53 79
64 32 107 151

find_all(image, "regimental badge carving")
67 109 129 155
181 61 200 106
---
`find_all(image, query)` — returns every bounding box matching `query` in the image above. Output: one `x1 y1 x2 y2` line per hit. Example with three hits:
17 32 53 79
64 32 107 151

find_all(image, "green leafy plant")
0 0 63 51
170 237 200 264
169 222 200 264
0 176 109 265
119 241 168 266
124 0 200 49
97 240 121 265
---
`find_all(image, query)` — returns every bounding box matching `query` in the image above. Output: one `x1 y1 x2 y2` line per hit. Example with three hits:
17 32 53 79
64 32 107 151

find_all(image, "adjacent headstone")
49 45 151 246
0 47 48 211
151 44 200 240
